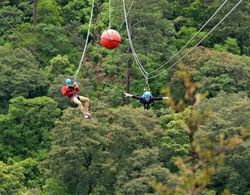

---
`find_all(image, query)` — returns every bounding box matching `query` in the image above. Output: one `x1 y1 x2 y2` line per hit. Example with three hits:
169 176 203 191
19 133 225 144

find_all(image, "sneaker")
84 112 91 116
84 114 89 119
83 112 91 119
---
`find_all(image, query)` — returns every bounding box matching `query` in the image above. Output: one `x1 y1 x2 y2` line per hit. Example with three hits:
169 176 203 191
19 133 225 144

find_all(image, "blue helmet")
143 91 152 98
65 78 72 85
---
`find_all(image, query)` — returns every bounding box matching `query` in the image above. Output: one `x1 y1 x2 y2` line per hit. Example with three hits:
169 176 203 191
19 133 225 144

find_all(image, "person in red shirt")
62 78 91 119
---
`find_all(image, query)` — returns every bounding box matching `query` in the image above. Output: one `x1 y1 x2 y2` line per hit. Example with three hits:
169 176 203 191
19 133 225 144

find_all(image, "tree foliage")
37 0 63 25
0 96 61 161
0 158 43 194
0 0 249 194
0 161 24 194
44 106 170 194
0 46 48 113
199 92 250 194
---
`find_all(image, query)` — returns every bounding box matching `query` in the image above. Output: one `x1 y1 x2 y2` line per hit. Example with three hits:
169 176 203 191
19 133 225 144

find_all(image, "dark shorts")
70 95 80 103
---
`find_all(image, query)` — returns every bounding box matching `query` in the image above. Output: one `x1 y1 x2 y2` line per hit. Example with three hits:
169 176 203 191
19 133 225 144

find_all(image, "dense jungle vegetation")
0 0 249 194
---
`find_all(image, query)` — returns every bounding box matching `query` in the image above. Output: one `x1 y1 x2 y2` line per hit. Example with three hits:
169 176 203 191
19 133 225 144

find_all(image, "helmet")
143 91 152 98
65 78 72 85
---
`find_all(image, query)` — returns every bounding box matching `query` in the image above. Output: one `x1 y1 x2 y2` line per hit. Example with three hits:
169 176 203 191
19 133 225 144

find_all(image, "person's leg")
72 96 85 114
78 96 90 113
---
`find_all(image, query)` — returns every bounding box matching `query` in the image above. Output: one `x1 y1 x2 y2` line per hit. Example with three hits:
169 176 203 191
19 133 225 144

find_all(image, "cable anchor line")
117 0 135 32
148 0 229 76
122 0 149 86
74 0 95 81
148 0 244 80
0 12 50 66
109 0 111 29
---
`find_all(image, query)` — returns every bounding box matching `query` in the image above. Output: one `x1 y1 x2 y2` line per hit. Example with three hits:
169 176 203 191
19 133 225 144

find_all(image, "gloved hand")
124 92 132 97
73 81 78 86
162 97 169 100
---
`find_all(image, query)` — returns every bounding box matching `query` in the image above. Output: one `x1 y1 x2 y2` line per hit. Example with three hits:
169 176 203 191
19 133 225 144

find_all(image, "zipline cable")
0 13 50 67
0 14 78 77
126 23 148 80
117 0 135 32
74 0 95 80
149 0 229 75
148 0 243 80
109 0 111 29
122 0 149 81
0 28 43 65
0 28 74 77
1 30 74 78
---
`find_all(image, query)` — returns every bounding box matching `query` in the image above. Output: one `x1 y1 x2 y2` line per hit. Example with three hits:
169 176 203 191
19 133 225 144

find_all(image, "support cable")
149 0 229 75
148 0 243 80
74 0 95 80
122 0 149 82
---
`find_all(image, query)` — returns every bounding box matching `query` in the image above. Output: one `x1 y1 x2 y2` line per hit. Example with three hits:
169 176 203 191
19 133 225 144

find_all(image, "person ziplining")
60 0 95 119
57 0 241 116
124 91 169 110
59 0 242 116
1 0 242 120
121 0 242 110
62 79 91 119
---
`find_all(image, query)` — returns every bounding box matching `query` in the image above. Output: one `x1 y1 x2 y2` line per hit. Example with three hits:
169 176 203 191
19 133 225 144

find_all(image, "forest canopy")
0 0 249 194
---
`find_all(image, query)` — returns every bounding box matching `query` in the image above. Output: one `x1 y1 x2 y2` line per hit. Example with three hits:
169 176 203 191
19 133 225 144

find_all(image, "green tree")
45 54 75 80
175 26 206 50
116 148 176 194
37 0 63 25
42 178 69 195
0 6 24 36
199 92 250 194
0 158 44 194
170 0 250 55
0 96 61 161
0 46 48 112
124 0 176 71
44 106 165 194
154 94 245 194
17 158 43 189
9 23 79 66
0 161 25 194
214 37 240 55
210 1 250 55
0 0 33 22
159 109 190 172
44 108 114 194
170 47 250 98
155 67 247 194
60 0 91 25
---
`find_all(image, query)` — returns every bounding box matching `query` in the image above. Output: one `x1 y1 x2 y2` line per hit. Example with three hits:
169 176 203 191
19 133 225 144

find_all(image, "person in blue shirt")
124 91 169 110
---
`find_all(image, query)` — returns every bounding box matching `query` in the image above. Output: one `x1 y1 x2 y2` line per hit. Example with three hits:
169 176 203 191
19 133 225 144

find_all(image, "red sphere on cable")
100 29 121 49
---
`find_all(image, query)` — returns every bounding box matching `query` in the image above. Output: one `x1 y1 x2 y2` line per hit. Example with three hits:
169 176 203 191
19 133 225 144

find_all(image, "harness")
140 97 153 110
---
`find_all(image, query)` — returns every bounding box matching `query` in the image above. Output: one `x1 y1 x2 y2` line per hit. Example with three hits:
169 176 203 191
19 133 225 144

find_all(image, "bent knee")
85 97 90 103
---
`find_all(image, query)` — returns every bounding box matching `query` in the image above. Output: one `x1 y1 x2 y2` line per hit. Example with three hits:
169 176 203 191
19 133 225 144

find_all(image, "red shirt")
64 85 80 99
